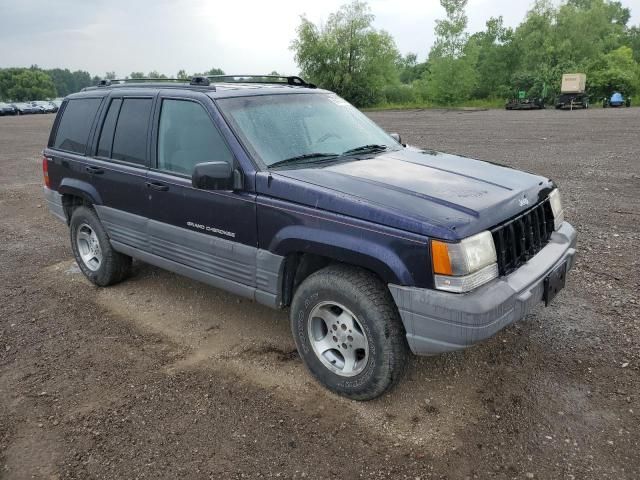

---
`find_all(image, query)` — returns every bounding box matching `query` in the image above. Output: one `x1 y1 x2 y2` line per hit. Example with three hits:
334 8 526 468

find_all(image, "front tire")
290 265 408 400
70 206 131 286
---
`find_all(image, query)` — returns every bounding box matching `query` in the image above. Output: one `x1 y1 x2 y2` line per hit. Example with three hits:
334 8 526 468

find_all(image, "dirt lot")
1 109 638 479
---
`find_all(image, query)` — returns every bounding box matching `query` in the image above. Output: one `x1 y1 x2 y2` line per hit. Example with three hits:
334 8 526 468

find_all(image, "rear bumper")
389 222 577 355
43 186 66 223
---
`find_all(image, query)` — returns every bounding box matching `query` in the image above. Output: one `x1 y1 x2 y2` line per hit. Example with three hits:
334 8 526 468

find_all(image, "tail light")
42 155 50 188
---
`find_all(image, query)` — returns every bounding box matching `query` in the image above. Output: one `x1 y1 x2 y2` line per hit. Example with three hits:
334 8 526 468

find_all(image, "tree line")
292 0 640 107
0 67 227 102
2 0 638 107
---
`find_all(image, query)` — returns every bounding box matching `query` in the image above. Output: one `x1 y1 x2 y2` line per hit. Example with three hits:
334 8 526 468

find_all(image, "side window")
53 98 102 154
157 99 234 176
111 98 153 165
96 98 122 158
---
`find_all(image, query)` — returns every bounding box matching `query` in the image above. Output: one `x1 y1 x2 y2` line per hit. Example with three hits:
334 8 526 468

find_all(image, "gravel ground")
0 109 638 479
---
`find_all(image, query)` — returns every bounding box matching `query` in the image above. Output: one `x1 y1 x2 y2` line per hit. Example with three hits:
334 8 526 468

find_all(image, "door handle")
146 181 169 192
85 166 104 175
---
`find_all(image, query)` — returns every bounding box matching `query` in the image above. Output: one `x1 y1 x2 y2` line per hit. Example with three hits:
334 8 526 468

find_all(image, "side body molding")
93 205 284 308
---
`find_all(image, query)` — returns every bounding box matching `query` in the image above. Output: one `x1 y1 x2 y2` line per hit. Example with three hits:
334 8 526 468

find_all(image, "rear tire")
70 206 131 286
290 264 409 400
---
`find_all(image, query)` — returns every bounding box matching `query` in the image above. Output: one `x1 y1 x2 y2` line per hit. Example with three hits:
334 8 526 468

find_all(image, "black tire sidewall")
291 269 403 398
70 206 116 286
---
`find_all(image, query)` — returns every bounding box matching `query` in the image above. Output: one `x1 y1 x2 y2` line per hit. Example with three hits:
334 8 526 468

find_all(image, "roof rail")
206 75 316 88
96 77 186 86
89 75 315 91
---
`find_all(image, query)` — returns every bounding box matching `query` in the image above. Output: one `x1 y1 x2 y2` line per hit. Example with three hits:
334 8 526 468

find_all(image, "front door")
145 93 258 288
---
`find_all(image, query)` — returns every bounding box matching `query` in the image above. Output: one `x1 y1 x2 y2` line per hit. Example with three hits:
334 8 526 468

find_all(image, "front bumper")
389 222 577 355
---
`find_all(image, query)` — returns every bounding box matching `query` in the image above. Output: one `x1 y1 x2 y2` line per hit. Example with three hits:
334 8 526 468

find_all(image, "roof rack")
206 75 316 88
89 75 315 91
97 77 186 87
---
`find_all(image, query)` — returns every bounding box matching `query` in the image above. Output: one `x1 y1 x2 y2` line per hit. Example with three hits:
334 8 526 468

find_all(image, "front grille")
490 200 555 276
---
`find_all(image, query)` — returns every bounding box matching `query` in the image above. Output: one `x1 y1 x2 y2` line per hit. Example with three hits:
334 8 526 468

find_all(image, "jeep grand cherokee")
43 75 576 400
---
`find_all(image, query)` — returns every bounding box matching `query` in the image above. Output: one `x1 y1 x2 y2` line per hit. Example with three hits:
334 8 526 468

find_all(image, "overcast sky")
1 0 639 78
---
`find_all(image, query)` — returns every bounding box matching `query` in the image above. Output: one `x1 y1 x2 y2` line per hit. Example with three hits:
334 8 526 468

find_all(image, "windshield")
217 93 399 168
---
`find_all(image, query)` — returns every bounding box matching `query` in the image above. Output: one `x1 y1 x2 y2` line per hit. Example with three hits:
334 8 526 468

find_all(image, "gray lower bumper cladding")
389 222 577 355
43 187 66 223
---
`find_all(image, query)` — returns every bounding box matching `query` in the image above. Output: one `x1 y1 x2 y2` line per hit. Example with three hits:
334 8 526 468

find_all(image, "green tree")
147 71 167 79
72 70 93 92
421 57 476 104
627 26 640 62
291 0 399 107
588 46 640 97
397 53 428 84
0 68 56 101
129 71 145 79
431 0 469 58
45 68 92 96
466 17 515 98
204 67 225 76
176 69 189 79
505 0 637 102
420 0 477 104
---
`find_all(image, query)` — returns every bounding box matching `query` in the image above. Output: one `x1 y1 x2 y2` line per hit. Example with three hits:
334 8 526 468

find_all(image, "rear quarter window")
52 98 102 154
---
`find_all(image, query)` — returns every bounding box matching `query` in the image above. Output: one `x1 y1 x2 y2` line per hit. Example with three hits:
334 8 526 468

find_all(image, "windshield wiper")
268 145 389 169
269 152 340 169
341 144 389 156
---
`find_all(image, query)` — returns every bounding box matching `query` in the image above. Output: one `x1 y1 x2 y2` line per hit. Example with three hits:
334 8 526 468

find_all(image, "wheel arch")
274 237 412 307
58 178 102 223
59 178 102 206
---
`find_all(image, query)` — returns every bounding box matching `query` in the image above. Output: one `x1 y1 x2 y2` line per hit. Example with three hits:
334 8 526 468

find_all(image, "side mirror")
192 161 234 190
389 132 402 144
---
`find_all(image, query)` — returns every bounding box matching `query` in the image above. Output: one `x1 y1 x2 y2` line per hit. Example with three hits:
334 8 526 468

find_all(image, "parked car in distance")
11 102 41 114
43 75 577 400
31 101 58 113
0 102 18 115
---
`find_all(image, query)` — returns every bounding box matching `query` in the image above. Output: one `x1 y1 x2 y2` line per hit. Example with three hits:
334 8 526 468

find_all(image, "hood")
258 147 554 241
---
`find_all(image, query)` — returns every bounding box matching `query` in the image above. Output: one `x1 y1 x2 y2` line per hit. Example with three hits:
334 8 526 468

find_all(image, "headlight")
548 189 564 230
431 231 498 293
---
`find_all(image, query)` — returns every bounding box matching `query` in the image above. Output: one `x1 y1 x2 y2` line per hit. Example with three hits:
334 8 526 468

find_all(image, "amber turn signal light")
431 240 452 275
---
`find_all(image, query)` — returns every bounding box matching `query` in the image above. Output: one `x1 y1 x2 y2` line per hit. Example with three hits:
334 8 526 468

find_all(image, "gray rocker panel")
147 219 257 286
95 205 147 251
94 205 284 308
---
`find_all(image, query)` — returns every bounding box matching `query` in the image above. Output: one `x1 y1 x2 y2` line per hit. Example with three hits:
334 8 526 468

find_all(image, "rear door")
86 94 154 251
145 92 258 289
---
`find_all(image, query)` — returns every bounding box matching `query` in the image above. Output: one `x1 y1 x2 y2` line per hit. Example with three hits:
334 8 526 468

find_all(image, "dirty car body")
42 76 576 398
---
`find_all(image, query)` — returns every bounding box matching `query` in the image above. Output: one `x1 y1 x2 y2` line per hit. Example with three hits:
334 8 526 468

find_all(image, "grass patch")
365 97 505 111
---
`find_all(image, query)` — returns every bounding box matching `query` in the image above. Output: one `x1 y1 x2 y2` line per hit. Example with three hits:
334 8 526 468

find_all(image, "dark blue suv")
43 75 576 400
